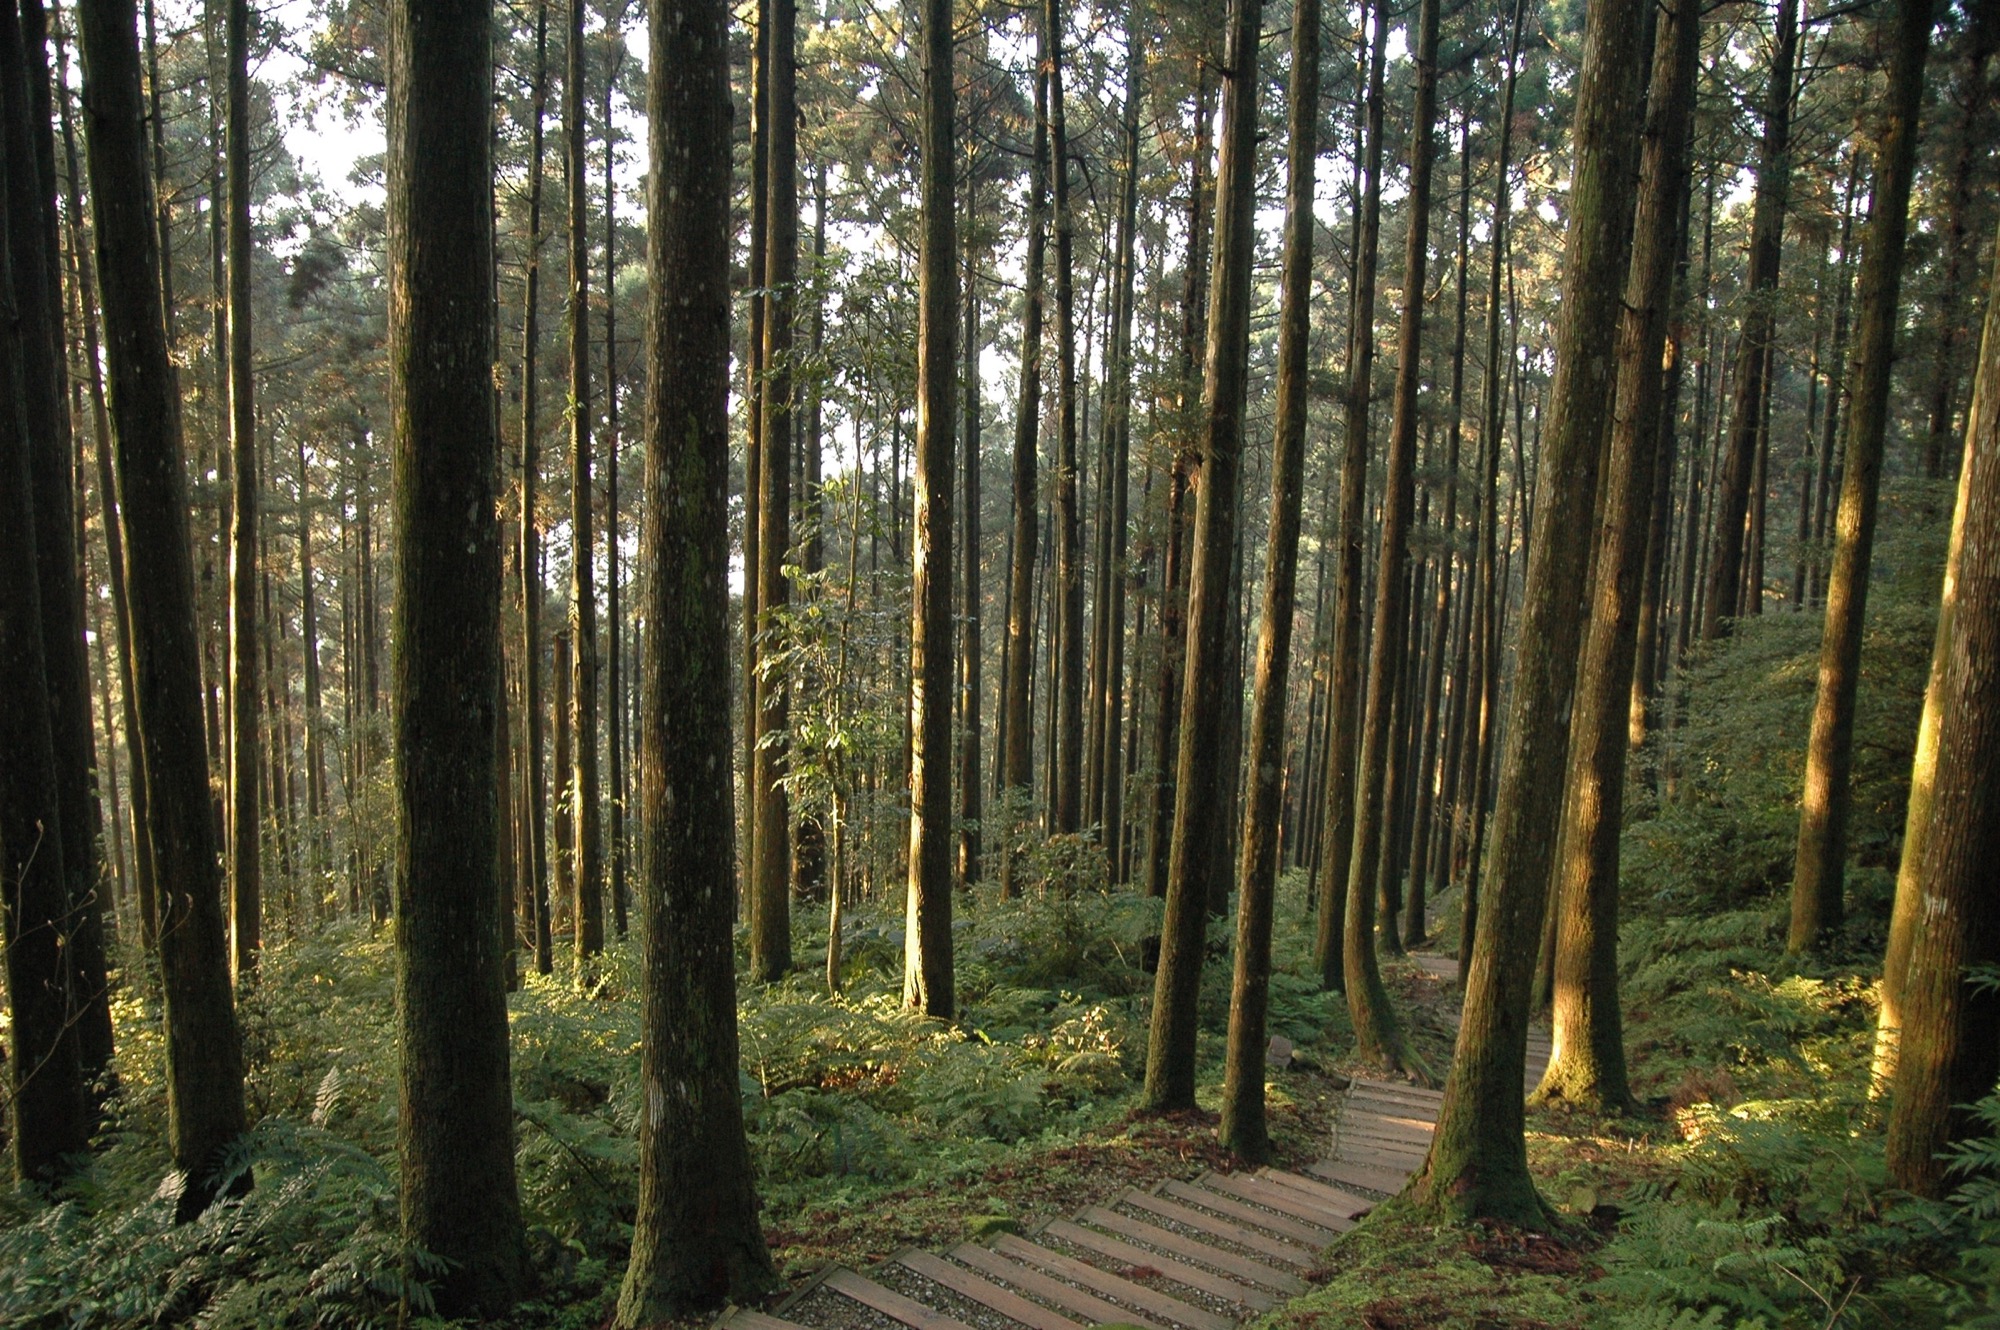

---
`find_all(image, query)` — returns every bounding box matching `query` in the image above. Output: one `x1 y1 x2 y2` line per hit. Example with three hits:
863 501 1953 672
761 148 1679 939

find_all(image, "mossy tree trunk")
1536 0 1700 1115
1409 0 1646 1225
385 0 526 1307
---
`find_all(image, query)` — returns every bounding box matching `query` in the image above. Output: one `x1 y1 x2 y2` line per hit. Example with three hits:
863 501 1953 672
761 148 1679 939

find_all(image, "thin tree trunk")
1917 28 1996 484
958 171 983 887
1144 0 1263 1112
605 69 627 938
1048 0 1083 835
1221 0 1317 1160
903 0 956 1017
224 0 257 983
1411 0 1646 1221
614 0 777 1308
1788 0 1935 954
76 0 247 1218
1701 0 1797 637
567 0 603 962
1345 0 1439 1073
519 0 552 975
1316 0 1386 993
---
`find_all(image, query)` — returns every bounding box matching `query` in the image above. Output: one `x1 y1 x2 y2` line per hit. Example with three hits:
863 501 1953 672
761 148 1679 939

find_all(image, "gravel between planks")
870 1260 1032 1330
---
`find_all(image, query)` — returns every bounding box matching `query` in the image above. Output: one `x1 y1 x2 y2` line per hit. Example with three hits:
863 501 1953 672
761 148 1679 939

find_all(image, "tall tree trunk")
1316 0 1386 993
567 0 602 962
1700 0 1797 637
1883 215 2000 1196
11 0 112 1076
384 0 526 1305
958 171 983 887
742 0 768 907
1143 0 1262 1112
1410 0 1646 1222
1808 161 1859 607
1917 26 1996 483
1047 0 1083 835
999 61 1047 892
1345 0 1439 1074
613 0 777 1308
77 0 248 1218
519 0 552 974
750 0 796 980
1 3 88 1178
1407 116 1472 949
1788 0 1935 955
224 0 257 983
1140 67 1211 904
1221 0 1316 1161
1536 0 1699 1113
605 70 627 937
903 0 956 1018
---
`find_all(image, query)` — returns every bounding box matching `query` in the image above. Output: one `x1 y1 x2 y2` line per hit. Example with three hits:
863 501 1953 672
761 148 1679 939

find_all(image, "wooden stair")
717 951 1551 1330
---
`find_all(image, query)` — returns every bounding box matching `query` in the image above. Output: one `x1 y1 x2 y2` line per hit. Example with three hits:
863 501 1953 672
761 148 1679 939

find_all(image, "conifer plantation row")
1 0 1996 1323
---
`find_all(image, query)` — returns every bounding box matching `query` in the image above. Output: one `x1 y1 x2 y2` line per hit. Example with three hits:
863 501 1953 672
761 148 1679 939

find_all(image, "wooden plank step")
1076 1207 1307 1295
891 1251 1083 1330
1040 1219 1276 1312
722 1311 813 1330
1336 1132 1429 1161
1340 1114 1435 1145
1161 1179 1340 1249
948 1243 1164 1330
1254 1169 1373 1221
823 1267 978 1330
1347 1083 1443 1108
1343 1105 1437 1132
1114 1189 1316 1268
1308 1159 1415 1196
1195 1172 1357 1232
989 1234 1232 1330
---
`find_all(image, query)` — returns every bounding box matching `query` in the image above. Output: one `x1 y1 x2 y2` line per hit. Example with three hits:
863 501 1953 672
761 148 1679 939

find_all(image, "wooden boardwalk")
722 954 1545 1330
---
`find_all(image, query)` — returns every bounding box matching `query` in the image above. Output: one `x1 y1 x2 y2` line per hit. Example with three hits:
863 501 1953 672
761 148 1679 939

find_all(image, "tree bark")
519 0 553 974
903 0 957 1017
750 0 796 980
1884 216 2000 1197
1788 0 1935 955
567 0 602 962
1345 0 1439 1076
78 0 249 1220
1144 0 1262 1112
1409 0 1645 1223
1316 0 1386 993
385 0 527 1306
224 0 257 984
1220 0 1316 1161
614 0 776 1307
1701 0 1797 637
1047 0 1083 836
1536 0 1699 1114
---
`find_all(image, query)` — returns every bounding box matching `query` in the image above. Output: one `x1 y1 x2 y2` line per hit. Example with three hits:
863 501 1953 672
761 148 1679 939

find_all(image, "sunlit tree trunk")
1410 0 1645 1223
903 0 956 1017
1884 213 2000 1197
1789 0 1935 955
1220 0 1316 1161
566 0 602 962
224 0 257 984
1144 0 1262 1112
518 0 553 974
1537 0 1699 1114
